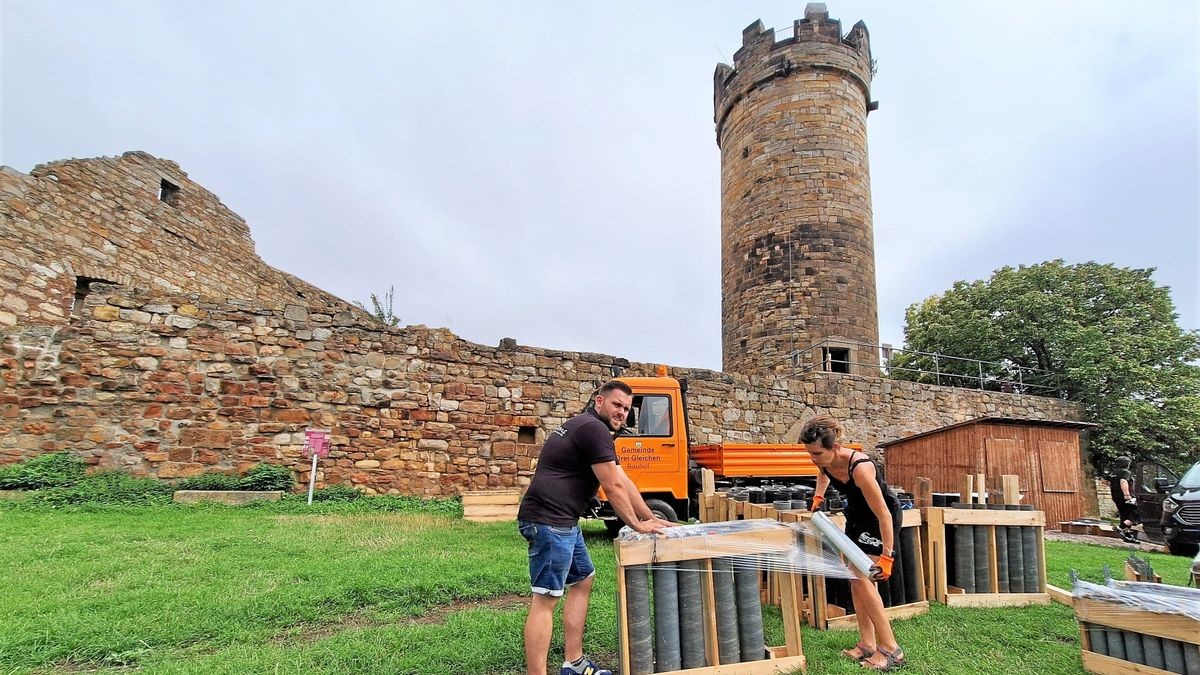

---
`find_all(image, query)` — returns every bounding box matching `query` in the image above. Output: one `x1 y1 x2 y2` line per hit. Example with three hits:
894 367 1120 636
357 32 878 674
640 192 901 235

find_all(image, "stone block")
173 490 284 505
92 305 119 321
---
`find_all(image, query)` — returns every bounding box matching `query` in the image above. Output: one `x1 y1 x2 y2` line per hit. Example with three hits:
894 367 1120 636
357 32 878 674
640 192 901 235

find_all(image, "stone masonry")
716 5 881 376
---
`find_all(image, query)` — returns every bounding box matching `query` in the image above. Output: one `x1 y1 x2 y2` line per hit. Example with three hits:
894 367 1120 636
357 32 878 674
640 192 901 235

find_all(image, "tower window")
159 178 180 205
822 347 851 374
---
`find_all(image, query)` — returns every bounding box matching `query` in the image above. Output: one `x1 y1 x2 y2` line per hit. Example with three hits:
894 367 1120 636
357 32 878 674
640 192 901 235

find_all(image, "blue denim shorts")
518 520 595 597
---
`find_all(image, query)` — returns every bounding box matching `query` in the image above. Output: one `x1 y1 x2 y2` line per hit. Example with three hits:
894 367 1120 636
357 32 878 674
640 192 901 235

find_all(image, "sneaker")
1119 529 1139 543
560 656 612 675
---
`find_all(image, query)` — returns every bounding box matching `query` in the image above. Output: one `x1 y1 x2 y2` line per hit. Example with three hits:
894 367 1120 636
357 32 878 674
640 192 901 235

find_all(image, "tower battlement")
714 4 873 144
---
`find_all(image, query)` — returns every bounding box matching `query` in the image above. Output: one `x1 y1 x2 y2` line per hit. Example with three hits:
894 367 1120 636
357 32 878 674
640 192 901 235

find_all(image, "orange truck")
595 370 828 533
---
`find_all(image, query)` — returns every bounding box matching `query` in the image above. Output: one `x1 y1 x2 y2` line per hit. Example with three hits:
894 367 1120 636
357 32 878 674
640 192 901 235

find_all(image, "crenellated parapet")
714 3 875 146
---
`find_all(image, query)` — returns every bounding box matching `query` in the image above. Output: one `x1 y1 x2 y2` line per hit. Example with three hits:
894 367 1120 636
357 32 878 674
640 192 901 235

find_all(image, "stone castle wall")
0 284 1082 495
716 6 881 376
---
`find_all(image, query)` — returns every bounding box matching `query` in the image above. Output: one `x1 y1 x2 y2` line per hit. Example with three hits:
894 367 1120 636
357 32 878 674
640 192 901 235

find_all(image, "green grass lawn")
0 505 1194 674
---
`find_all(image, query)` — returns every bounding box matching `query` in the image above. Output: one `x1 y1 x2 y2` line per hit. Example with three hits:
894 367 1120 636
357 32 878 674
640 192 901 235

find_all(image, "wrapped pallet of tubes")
1125 554 1163 584
1073 575 1200 675
614 519 856 674
921 474 1051 607
698 489 929 630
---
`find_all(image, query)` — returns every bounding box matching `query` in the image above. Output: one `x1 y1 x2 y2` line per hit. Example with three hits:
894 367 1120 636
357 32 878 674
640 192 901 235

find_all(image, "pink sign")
304 428 331 457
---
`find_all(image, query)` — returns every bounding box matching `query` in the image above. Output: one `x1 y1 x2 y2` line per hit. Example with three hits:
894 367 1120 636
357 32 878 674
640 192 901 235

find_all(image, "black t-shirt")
1110 468 1132 502
517 409 619 527
822 453 901 528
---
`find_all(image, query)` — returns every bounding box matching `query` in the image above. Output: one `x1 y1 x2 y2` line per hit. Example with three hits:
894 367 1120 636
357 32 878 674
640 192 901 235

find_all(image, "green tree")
354 286 400 327
894 260 1200 472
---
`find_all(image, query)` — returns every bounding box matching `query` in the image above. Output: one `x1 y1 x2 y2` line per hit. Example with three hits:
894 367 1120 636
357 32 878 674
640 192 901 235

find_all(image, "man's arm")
593 461 667 534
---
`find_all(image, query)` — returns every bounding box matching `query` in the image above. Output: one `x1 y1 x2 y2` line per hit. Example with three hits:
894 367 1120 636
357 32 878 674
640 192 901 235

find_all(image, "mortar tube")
653 562 682 673
887 529 906 606
1163 638 1185 674
676 560 707 670
972 504 992 593
1123 629 1145 665
1182 641 1199 675
625 564 655 675
1142 633 1165 671
900 526 920 604
1106 624 1126 661
1019 505 1039 592
952 504 975 594
711 557 741 665
733 557 765 662
1005 505 1025 593
1086 623 1108 656
988 505 1009 593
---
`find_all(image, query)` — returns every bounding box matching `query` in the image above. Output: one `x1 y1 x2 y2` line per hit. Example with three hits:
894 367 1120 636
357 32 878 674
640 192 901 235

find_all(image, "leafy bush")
175 473 243 491
309 484 365 502
0 453 87 490
31 471 174 507
236 463 294 491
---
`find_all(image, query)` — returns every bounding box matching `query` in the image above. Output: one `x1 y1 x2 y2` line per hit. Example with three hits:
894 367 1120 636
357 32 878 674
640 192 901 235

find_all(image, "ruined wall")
0 285 1083 495
0 152 352 328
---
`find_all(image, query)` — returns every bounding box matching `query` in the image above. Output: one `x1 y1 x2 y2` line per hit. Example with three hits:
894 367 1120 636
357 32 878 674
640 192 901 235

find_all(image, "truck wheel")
1167 539 1199 557
645 499 679 523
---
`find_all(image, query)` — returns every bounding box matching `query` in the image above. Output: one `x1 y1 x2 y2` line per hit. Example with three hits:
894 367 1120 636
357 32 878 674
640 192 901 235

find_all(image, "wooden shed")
881 417 1098 529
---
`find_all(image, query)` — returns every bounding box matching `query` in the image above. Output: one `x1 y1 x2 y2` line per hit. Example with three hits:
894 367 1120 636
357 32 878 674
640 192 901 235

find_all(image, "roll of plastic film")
653 562 682 673
810 511 875 578
625 564 654 675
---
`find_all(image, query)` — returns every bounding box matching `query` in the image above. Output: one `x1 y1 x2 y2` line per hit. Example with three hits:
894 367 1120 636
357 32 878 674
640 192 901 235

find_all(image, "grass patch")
0 506 1194 674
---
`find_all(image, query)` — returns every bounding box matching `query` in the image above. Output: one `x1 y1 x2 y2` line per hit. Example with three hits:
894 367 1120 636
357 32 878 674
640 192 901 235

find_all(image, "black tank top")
822 452 901 525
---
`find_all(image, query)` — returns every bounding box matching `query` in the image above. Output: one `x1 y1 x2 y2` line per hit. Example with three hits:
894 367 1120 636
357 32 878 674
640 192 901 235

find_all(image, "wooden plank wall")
883 423 1095 528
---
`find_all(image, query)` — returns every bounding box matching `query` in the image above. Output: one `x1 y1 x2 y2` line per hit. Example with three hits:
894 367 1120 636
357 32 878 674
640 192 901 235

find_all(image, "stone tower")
715 4 880 377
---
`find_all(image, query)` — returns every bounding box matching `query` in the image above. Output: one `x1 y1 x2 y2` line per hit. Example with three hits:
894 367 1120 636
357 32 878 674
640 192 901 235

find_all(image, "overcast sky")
3 1 1196 371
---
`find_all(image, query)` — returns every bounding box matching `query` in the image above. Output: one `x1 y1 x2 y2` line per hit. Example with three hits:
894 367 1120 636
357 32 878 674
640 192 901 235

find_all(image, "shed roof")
878 416 1097 448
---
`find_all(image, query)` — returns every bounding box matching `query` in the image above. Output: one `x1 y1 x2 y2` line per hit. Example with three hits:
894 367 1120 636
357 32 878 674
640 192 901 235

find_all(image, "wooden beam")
976 473 986 504
941 508 1045 527
1046 584 1073 606
916 477 932 509
1001 475 1020 506
960 474 974 506
1074 598 1200 643
1081 650 1178 675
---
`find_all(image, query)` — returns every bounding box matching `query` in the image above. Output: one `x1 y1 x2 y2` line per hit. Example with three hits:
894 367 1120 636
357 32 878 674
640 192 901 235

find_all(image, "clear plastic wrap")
1073 575 1200 674
1073 578 1200 622
617 518 855 579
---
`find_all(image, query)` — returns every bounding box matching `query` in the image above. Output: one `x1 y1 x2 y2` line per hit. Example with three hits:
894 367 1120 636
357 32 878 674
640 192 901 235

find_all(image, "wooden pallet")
462 489 522 522
921 474 1051 607
615 526 808 674
1076 597 1200 675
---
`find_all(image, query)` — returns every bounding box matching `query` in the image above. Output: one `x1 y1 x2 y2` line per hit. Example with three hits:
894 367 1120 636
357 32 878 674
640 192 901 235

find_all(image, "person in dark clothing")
517 380 671 675
802 414 906 672
1109 456 1139 543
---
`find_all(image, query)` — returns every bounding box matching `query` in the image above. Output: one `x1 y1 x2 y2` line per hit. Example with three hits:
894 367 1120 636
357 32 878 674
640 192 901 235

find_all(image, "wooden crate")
462 489 522 522
700 493 929 629
917 473 1051 608
1076 596 1200 675
615 526 808 674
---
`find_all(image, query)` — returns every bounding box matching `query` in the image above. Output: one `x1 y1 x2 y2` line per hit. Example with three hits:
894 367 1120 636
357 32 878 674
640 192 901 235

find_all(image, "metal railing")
789 339 1064 397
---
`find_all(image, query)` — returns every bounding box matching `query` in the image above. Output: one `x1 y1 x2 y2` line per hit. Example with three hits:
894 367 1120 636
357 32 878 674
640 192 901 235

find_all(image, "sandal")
861 646 905 671
841 642 875 661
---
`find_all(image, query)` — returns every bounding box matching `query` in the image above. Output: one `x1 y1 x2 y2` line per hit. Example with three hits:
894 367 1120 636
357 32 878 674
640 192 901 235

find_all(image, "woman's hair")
800 414 844 450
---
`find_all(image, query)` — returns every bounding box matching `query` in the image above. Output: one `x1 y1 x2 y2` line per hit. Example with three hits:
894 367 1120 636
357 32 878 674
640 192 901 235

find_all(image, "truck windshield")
1179 462 1200 488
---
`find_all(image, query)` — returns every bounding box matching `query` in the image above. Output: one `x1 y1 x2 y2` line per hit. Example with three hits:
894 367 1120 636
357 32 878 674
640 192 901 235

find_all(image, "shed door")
985 438 1028 479
1039 441 1079 493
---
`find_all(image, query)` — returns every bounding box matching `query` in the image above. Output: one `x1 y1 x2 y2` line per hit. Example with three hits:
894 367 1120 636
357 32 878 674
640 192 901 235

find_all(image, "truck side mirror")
1154 477 1172 493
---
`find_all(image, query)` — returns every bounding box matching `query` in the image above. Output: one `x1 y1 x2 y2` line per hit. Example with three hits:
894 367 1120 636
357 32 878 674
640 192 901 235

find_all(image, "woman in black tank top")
801 414 906 671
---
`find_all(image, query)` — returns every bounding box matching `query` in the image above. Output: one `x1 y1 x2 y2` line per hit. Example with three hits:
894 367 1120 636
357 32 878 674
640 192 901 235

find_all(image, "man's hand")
869 554 894 582
653 517 679 528
631 519 668 535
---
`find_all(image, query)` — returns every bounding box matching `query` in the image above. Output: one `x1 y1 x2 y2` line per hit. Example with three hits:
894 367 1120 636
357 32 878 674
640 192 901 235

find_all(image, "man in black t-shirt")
517 380 670 675
1109 456 1139 543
